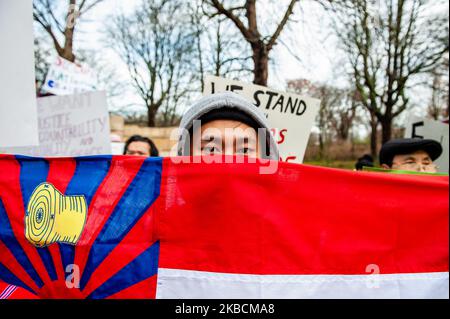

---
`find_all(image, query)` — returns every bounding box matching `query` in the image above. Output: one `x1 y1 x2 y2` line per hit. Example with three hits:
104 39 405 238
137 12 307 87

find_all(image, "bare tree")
208 18 253 78
331 0 449 156
202 0 299 86
76 49 131 111
33 0 103 62
34 36 51 92
107 0 195 127
188 1 253 92
330 90 360 141
427 56 449 120
288 79 361 158
158 61 192 127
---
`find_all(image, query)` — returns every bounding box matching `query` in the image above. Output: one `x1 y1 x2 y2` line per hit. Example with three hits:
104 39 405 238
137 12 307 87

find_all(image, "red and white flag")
0 156 448 299
155 159 449 299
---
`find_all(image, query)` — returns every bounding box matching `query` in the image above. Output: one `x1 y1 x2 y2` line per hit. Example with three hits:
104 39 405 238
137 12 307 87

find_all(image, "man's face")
125 141 151 157
385 150 437 173
191 119 262 158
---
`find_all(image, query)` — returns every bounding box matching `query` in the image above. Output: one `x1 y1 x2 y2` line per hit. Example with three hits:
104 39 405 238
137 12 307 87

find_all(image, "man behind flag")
379 138 443 173
177 92 279 160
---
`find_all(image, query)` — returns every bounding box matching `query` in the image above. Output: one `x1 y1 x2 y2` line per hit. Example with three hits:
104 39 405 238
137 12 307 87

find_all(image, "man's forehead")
394 149 431 159
200 120 257 136
201 128 257 140
200 119 256 130
129 141 150 149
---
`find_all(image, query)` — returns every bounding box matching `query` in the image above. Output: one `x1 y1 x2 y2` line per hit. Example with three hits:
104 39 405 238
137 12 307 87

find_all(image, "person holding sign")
177 92 279 160
379 138 443 173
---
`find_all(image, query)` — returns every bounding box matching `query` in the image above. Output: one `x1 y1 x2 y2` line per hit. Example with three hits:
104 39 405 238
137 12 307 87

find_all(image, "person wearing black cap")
355 154 374 171
379 138 443 173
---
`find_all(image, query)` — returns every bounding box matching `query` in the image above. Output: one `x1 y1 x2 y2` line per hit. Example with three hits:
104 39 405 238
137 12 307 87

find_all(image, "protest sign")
111 142 125 155
405 115 449 173
0 0 38 147
0 91 112 157
41 56 98 96
203 75 320 163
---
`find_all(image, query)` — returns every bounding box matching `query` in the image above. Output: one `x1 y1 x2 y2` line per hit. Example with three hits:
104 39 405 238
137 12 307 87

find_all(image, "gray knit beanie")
177 92 279 160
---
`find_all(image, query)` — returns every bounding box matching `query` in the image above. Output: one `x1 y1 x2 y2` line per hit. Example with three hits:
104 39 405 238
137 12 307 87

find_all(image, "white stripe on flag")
156 268 449 299
0 285 17 299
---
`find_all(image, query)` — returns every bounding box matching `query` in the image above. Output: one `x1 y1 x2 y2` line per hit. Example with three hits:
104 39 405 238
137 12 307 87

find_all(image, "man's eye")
236 147 251 155
202 146 220 154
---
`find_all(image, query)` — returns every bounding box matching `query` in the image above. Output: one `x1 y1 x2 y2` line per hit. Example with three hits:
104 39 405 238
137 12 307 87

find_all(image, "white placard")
111 142 125 155
203 75 320 163
41 56 98 96
0 0 39 147
405 115 449 173
0 91 112 157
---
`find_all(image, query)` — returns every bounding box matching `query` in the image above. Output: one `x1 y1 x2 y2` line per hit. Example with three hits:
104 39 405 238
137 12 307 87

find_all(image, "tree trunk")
319 133 324 160
380 116 392 144
62 27 76 62
370 114 378 159
62 48 76 63
350 129 355 158
196 29 205 92
252 42 269 86
62 0 76 62
147 107 156 127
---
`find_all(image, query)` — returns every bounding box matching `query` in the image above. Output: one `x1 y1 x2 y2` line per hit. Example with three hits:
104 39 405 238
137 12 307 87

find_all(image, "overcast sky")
53 0 337 113
36 0 444 126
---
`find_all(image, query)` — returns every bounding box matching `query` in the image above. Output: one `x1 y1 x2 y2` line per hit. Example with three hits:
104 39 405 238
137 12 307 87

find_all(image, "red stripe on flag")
46 158 77 282
0 157 52 284
5 286 38 299
0 282 11 297
157 159 449 275
0 241 39 293
81 207 157 297
105 275 157 299
74 156 145 277
0 281 38 299
46 157 77 193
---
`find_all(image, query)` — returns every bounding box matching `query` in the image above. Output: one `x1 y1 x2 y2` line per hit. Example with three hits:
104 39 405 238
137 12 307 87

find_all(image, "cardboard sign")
203 75 320 163
41 56 98 96
405 115 449 173
0 91 112 157
0 0 39 147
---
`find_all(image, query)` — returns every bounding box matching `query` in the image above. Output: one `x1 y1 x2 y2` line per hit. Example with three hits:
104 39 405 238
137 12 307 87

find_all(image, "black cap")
379 138 443 166
355 154 374 170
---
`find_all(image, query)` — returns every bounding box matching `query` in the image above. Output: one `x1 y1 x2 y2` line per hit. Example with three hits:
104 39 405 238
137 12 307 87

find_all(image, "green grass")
303 160 356 170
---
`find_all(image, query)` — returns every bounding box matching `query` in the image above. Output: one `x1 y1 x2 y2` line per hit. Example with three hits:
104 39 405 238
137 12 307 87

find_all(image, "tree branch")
207 0 255 42
267 0 298 51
